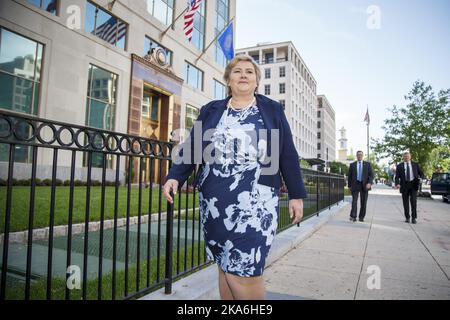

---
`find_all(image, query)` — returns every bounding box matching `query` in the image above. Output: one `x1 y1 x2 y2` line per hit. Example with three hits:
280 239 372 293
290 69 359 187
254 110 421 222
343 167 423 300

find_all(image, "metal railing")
0 109 344 300
255 57 288 65
277 169 345 232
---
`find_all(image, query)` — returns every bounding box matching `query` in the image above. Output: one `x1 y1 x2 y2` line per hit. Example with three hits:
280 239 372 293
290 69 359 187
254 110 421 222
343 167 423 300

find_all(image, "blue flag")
218 22 234 60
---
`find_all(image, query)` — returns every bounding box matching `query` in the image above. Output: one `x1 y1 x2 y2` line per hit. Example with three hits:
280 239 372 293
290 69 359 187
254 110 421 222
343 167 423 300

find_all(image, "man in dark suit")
395 151 424 224
347 151 374 222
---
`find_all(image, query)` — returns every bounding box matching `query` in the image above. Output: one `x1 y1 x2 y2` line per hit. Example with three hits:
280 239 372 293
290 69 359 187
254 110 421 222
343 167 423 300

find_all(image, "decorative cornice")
131 54 184 83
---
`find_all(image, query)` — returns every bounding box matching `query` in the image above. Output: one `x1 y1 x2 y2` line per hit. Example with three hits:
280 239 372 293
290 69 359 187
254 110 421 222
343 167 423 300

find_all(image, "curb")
0 208 198 245
139 201 349 300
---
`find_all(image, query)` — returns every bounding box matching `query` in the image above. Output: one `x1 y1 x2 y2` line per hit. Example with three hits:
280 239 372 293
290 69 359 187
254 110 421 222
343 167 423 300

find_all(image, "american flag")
364 107 370 125
45 0 57 13
94 16 127 45
184 0 203 42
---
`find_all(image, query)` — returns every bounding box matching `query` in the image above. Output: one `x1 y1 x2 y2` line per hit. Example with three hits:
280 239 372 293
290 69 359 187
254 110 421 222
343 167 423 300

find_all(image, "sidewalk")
264 185 450 300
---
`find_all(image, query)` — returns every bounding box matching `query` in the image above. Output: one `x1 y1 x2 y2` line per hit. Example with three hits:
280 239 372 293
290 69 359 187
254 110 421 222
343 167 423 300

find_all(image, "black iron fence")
277 169 345 232
0 109 344 300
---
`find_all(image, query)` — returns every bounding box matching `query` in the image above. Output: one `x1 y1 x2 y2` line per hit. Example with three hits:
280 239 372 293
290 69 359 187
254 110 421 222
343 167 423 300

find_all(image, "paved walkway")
264 185 450 300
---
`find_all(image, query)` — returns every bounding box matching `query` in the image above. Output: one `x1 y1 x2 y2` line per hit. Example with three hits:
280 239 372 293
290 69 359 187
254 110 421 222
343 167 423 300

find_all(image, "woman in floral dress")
164 55 307 300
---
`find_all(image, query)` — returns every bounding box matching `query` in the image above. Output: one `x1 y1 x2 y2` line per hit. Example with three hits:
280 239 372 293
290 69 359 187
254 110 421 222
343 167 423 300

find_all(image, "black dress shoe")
405 218 410 223
349 217 356 222
412 219 417 224
359 218 364 222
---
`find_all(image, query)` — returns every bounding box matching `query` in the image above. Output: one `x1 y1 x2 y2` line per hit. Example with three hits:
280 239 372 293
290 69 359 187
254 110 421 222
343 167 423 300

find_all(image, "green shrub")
74 180 84 186
92 180 101 187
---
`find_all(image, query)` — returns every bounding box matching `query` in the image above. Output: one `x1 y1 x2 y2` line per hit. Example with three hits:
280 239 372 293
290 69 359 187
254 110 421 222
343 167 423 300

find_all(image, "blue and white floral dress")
197 103 279 277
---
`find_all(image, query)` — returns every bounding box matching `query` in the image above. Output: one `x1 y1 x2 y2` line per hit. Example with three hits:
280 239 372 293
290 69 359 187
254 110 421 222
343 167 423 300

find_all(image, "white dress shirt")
404 162 414 181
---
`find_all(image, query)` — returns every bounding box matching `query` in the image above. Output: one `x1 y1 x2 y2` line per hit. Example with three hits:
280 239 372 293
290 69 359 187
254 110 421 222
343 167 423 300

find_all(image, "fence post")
328 175 331 210
165 190 174 294
316 174 319 216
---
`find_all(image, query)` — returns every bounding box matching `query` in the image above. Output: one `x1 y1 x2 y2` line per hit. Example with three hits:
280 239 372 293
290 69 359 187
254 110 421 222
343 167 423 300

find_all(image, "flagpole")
367 105 370 161
160 6 189 40
194 16 235 64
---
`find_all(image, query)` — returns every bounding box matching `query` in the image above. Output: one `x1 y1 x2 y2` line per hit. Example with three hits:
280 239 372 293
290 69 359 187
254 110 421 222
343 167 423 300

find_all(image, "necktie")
358 162 362 181
406 163 411 182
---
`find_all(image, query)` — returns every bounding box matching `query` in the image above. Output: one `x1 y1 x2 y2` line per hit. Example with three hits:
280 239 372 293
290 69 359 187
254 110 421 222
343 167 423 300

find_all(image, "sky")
235 0 450 164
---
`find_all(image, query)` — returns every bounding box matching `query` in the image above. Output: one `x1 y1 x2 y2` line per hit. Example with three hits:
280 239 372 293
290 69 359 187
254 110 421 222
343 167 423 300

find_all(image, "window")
318 154 321 159
185 62 203 90
142 89 160 123
279 100 285 110
264 85 271 95
317 121 321 129
185 104 199 131
85 1 127 50
264 53 273 64
214 79 226 99
317 143 321 150
279 83 285 94
215 0 230 67
317 110 321 117
147 0 174 26
0 28 44 163
27 0 58 15
279 66 286 77
86 64 117 168
317 132 321 139
250 55 259 64
264 68 271 79
191 0 206 51
0 28 43 116
144 36 173 66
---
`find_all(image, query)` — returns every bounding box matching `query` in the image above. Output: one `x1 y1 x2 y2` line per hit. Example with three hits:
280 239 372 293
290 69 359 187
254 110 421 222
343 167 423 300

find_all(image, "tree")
300 159 312 169
372 80 450 178
367 153 386 181
329 161 349 175
427 145 450 176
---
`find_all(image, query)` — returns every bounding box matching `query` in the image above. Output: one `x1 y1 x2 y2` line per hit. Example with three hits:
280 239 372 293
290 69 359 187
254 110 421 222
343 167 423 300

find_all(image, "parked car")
430 172 450 203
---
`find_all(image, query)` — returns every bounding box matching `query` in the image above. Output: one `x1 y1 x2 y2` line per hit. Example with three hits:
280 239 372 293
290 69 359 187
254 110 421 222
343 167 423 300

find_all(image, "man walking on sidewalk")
395 151 425 224
347 151 374 222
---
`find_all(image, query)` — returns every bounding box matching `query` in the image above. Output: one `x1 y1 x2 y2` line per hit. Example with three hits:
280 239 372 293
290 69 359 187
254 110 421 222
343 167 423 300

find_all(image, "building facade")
236 41 318 160
316 95 336 164
0 0 236 183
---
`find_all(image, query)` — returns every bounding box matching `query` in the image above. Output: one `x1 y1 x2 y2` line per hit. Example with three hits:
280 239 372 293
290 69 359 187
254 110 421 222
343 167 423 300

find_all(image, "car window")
432 173 449 183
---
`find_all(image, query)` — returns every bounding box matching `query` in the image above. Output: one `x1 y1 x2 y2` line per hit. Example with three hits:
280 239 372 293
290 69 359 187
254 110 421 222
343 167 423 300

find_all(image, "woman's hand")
289 199 304 225
163 179 179 204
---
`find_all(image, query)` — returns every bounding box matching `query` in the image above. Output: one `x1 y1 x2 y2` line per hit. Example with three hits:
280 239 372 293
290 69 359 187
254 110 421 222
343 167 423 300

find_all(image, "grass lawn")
344 187 351 196
0 186 342 233
4 243 208 300
0 186 199 233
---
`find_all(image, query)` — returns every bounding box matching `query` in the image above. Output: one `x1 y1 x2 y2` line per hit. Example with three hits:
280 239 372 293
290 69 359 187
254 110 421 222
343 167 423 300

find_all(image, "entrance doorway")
140 84 170 185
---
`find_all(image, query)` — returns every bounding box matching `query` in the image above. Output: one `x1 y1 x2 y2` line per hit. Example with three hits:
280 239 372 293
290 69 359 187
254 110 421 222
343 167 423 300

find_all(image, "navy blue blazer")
165 94 308 199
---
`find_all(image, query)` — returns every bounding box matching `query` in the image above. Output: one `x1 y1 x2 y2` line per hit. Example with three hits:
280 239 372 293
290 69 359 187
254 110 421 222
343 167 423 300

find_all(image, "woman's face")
228 61 258 96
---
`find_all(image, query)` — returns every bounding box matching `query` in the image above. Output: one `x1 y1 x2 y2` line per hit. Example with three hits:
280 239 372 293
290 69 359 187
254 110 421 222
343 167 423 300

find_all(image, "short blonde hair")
223 54 261 96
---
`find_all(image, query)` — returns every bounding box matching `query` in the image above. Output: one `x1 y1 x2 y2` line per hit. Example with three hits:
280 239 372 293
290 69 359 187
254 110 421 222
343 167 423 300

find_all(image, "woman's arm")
278 104 308 199
165 102 211 186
